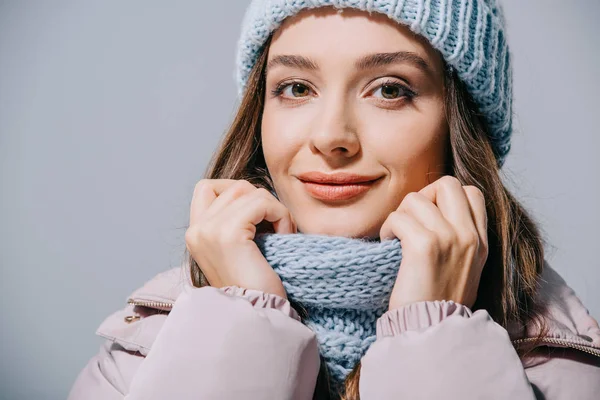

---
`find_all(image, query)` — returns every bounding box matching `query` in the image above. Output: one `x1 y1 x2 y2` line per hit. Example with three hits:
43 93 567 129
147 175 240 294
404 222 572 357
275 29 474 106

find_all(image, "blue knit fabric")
235 0 513 167
254 232 402 388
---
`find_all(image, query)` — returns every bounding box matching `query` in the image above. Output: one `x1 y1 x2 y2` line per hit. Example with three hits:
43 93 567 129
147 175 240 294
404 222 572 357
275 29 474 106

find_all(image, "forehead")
267 7 444 74
266 52 435 80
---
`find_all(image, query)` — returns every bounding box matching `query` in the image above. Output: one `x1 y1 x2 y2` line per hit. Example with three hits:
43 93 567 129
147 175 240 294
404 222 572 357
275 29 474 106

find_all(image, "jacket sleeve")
68 286 320 400
359 300 537 399
68 340 145 400
359 300 600 399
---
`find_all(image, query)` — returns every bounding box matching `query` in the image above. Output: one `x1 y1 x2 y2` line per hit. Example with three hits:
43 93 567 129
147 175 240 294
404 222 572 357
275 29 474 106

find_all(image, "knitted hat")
235 0 513 168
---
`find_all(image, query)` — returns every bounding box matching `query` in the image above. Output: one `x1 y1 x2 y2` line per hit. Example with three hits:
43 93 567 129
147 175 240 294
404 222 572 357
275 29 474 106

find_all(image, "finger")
419 176 475 230
228 188 296 234
462 186 488 246
206 180 257 217
199 179 239 195
398 192 452 234
380 210 431 242
190 179 221 225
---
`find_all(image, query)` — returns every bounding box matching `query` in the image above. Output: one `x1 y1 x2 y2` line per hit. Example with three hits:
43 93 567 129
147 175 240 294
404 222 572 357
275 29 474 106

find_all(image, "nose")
309 96 360 160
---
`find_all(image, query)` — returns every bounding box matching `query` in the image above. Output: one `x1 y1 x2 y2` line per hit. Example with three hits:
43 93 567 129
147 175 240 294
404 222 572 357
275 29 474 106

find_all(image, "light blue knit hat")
235 0 513 167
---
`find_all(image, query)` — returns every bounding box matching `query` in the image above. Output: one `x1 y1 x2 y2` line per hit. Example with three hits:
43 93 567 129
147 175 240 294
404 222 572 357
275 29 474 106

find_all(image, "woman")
68 1 600 399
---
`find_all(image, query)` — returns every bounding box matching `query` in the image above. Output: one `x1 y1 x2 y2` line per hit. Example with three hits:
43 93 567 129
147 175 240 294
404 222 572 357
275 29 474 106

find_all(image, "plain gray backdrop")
1 1 599 399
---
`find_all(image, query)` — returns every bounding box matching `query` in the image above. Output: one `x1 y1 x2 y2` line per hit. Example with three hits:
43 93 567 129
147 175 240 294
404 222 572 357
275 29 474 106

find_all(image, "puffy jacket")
68 260 600 399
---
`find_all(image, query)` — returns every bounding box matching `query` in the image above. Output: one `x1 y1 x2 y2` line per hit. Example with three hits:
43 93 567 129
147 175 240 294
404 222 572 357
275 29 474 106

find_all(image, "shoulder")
93 266 301 355
95 266 190 355
524 346 600 398
508 260 600 394
509 260 600 349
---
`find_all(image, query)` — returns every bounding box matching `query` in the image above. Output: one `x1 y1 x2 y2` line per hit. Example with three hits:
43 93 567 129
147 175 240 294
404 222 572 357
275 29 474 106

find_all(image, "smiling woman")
68 2 600 400
261 8 448 238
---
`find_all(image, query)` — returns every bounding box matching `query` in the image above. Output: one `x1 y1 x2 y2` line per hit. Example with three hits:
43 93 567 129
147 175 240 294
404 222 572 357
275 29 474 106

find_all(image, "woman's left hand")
380 176 489 310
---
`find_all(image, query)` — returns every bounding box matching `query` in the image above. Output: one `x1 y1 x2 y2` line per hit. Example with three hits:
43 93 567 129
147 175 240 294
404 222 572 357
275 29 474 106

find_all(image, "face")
261 7 448 238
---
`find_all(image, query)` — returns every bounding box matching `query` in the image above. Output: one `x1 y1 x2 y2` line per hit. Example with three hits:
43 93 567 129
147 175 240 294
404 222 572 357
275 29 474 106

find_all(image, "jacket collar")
126 267 191 310
127 261 600 356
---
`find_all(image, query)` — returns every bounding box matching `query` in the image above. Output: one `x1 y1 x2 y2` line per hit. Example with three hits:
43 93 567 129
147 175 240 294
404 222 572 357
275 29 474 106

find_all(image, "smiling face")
261 7 449 238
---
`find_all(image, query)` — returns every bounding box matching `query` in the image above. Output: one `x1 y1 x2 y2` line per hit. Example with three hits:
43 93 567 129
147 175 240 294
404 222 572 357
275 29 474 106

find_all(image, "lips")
297 172 382 202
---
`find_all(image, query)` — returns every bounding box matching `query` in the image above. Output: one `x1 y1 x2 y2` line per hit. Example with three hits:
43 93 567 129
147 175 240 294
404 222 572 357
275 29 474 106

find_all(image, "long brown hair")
185 34 547 399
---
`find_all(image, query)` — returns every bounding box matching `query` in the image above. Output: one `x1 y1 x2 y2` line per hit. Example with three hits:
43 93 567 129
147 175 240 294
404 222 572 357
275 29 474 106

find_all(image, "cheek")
365 105 448 174
260 104 306 176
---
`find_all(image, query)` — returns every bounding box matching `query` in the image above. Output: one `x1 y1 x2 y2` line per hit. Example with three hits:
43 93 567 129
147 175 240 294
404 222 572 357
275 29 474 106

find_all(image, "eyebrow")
266 51 432 76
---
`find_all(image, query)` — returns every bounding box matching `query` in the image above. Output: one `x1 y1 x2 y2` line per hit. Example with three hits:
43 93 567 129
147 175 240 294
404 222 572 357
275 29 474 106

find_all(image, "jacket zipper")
127 298 174 310
512 337 600 358
126 298 600 358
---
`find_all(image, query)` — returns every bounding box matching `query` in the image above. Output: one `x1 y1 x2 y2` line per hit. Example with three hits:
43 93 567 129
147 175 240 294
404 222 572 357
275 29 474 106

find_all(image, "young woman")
69 1 600 399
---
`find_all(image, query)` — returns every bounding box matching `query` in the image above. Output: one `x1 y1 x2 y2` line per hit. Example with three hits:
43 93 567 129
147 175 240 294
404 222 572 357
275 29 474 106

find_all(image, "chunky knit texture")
236 0 513 167
254 232 402 389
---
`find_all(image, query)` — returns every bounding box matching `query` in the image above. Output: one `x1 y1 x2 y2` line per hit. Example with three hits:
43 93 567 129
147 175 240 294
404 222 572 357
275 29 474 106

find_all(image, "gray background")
1 1 598 399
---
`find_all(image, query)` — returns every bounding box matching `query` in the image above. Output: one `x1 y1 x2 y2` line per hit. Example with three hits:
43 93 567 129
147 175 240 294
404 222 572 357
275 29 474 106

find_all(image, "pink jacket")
68 261 600 399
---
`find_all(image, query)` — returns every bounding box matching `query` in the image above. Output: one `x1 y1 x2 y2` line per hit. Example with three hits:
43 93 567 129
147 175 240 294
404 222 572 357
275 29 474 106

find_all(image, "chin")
280 190 388 239
296 217 380 239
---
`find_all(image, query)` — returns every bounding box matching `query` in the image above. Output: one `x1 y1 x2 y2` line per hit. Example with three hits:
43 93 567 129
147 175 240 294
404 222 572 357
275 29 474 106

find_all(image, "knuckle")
194 179 210 193
390 210 403 221
459 229 480 246
464 185 485 199
234 179 252 190
405 192 419 201
387 211 404 227
480 235 490 252
401 192 419 208
229 180 253 196
184 227 195 244
481 241 489 258
184 226 201 248
239 179 255 189
254 197 271 211
246 194 273 215
252 191 271 205
440 175 461 188
255 187 272 198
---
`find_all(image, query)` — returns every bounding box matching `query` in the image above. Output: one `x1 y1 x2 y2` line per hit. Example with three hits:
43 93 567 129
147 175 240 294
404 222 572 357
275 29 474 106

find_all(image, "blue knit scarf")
254 233 402 391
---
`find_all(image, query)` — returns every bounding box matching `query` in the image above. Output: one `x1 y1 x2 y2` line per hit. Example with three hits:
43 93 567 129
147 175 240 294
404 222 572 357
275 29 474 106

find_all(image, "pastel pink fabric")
68 261 600 399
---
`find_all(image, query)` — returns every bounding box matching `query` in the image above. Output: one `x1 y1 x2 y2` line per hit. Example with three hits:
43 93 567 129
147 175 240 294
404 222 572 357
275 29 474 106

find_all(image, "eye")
371 80 415 100
271 81 312 99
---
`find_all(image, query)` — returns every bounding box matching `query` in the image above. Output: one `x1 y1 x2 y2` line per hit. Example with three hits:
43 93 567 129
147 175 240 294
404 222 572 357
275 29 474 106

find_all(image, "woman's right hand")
185 179 296 298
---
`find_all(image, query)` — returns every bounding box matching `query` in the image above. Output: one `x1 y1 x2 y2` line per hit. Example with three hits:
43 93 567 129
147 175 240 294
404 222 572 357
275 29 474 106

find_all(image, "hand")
185 179 296 298
380 176 488 310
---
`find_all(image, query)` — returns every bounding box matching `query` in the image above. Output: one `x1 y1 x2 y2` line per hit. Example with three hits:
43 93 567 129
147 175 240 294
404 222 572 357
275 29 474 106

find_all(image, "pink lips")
296 172 382 202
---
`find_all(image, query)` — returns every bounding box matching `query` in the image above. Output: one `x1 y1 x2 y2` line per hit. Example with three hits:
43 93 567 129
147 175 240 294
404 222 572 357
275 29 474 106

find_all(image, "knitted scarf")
254 233 402 392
